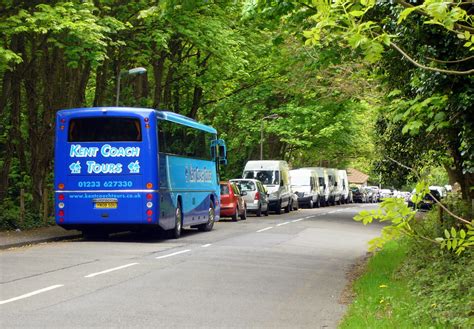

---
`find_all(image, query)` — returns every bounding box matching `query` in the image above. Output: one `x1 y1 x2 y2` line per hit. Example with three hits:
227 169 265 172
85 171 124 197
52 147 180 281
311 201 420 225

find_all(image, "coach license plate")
95 202 117 209
93 198 118 209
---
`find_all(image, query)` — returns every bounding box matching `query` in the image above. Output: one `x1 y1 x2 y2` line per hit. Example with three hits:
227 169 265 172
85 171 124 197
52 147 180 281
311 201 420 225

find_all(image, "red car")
220 181 247 221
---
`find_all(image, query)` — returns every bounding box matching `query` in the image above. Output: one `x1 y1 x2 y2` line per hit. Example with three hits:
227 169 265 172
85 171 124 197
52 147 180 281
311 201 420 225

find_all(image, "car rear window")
234 181 256 192
68 117 142 142
220 184 230 195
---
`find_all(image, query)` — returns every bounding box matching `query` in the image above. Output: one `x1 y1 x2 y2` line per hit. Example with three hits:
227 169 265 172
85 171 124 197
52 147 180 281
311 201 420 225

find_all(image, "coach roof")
58 107 217 134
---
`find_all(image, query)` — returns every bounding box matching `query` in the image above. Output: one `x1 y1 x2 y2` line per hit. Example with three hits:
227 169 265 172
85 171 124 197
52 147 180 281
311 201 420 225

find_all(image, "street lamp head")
127 67 147 75
116 67 147 106
263 114 279 120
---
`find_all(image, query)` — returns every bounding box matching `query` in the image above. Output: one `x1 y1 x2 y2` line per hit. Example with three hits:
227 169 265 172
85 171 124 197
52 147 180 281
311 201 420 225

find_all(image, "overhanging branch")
390 42 474 75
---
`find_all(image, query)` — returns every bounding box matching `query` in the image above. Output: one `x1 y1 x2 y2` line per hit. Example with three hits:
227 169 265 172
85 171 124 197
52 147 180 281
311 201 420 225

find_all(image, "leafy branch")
354 157 474 254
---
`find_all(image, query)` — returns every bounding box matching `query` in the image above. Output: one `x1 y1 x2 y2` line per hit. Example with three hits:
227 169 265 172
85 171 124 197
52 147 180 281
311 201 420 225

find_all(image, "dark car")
220 181 247 221
408 189 441 211
351 187 367 203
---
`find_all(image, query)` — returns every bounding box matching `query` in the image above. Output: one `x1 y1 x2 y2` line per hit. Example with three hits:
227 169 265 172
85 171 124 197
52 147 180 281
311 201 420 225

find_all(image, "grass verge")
339 240 435 328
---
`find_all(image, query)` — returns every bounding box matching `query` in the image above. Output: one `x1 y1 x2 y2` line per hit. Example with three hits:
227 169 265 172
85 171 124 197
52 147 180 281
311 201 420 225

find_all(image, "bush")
399 207 474 328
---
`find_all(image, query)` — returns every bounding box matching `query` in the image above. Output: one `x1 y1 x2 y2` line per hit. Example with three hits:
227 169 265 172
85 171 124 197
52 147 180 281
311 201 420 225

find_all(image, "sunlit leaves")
1 2 125 68
438 223 474 255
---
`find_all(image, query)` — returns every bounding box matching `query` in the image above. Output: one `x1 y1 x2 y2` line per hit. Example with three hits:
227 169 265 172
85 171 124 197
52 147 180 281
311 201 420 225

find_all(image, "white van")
301 167 329 206
289 169 320 208
243 160 291 214
326 168 342 205
338 169 350 203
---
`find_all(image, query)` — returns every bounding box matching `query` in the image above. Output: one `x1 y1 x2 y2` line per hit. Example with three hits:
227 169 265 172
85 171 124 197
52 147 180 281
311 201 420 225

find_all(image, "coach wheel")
199 202 215 232
170 203 182 239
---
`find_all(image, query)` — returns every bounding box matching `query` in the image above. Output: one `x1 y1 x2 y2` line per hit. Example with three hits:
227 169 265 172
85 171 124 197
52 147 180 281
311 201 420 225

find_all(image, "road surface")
0 204 383 328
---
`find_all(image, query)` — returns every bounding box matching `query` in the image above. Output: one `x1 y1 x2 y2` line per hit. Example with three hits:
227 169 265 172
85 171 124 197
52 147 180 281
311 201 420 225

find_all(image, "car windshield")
233 180 256 192
243 170 280 185
426 190 441 200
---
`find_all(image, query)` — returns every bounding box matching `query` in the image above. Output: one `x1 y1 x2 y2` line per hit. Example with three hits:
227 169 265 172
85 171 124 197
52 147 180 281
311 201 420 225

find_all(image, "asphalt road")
1 203 383 329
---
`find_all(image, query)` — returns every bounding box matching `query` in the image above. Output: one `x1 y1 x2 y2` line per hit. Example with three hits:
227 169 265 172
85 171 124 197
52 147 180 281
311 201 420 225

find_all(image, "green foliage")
340 240 435 328
342 237 474 328
400 235 474 327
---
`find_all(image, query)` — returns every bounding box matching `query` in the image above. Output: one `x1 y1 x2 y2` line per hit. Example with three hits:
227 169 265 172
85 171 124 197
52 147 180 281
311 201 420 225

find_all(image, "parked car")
351 186 367 203
366 186 381 202
408 189 441 211
380 189 393 200
230 179 269 217
220 181 247 221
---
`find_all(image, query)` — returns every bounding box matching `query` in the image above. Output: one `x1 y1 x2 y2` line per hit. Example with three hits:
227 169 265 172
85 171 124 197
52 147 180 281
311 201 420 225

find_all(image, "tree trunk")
163 37 181 110
0 71 12 201
152 49 166 109
94 57 110 106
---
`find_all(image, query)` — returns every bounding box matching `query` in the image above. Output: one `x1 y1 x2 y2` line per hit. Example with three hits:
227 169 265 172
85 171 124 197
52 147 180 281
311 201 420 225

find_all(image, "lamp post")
115 67 147 106
260 114 279 160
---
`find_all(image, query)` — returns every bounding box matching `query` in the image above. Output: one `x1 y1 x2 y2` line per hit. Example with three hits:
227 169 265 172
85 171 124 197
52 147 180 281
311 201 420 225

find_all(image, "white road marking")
304 215 314 219
85 263 139 278
156 249 191 259
0 284 64 305
292 218 305 222
327 211 337 214
201 244 212 248
277 221 290 227
256 227 273 233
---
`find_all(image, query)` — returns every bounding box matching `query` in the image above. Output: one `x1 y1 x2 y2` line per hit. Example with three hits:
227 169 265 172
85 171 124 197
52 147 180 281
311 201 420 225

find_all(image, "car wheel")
198 201 215 232
309 199 314 209
285 200 291 213
256 204 262 217
231 207 239 221
169 203 182 239
240 205 247 220
275 200 282 214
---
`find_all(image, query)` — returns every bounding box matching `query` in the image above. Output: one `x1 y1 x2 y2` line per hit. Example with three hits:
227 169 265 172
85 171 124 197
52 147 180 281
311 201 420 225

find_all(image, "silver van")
243 160 291 214
289 168 320 208
326 168 342 205
301 167 330 206
338 169 350 203
230 179 269 217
